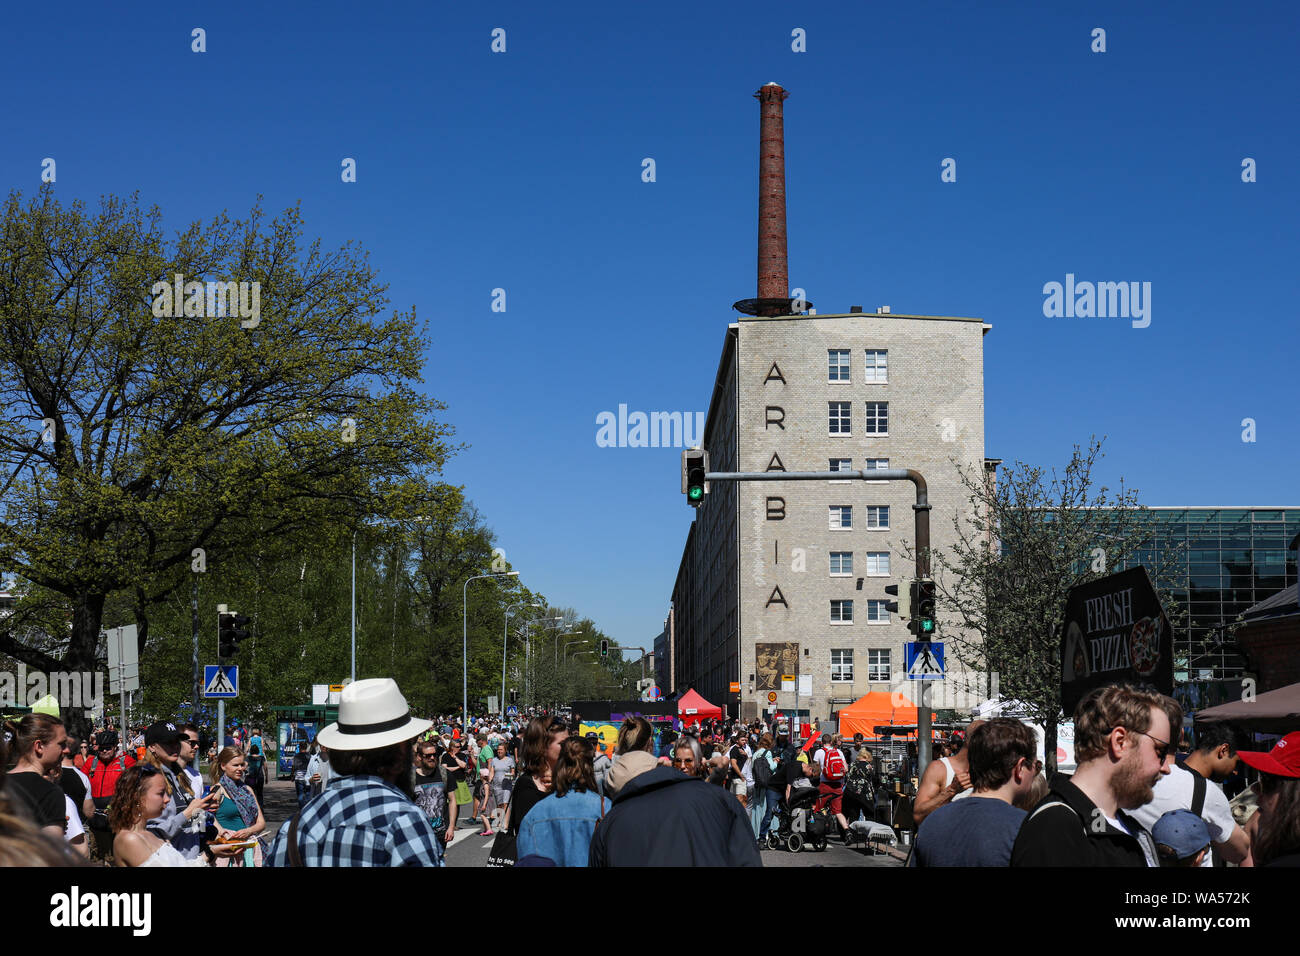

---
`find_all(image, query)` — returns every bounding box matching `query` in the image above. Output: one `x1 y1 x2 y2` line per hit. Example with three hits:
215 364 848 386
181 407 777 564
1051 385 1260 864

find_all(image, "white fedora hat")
316 678 431 751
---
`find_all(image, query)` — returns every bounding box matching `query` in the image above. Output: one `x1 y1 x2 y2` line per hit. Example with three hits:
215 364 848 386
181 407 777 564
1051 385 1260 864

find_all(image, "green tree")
0 189 455 733
926 438 1185 772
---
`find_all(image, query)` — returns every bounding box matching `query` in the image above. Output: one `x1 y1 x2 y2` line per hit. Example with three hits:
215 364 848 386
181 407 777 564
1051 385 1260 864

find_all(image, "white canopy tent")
971 697 1076 772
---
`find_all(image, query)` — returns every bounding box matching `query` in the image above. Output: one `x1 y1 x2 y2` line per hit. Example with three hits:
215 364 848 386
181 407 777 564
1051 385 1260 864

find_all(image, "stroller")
765 785 832 853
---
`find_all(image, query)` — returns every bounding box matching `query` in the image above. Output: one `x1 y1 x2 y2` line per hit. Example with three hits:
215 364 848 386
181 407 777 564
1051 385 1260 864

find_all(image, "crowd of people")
3 678 1299 869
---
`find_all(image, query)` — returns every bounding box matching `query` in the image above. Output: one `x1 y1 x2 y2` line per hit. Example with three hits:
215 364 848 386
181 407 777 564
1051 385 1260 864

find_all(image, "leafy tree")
922 438 1185 772
0 189 455 734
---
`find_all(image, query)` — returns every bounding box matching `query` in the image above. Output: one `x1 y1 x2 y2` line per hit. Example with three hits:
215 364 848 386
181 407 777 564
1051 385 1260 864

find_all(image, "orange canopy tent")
836 691 935 740
677 688 722 727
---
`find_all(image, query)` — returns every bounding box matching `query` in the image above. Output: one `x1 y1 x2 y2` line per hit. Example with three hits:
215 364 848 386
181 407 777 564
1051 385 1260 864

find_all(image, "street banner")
1061 565 1173 715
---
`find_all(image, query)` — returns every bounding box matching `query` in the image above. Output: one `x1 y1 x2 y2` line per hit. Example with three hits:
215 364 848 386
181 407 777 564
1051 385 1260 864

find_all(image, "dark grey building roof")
1241 583 1300 621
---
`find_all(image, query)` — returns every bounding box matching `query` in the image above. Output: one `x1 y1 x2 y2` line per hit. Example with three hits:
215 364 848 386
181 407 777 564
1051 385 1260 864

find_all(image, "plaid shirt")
266 774 444 867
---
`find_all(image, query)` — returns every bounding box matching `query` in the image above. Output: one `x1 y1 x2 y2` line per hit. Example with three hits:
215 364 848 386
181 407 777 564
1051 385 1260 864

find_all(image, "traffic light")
218 612 250 658
915 579 937 639
599 638 609 658
681 447 709 508
883 584 900 615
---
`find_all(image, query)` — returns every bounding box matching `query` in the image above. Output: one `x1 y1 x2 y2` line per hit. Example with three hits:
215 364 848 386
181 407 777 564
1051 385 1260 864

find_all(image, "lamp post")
523 617 562 706
504 602 544 713
463 571 519 727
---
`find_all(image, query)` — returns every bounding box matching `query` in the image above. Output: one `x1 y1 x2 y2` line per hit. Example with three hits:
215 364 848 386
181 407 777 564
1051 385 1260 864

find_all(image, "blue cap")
1151 809 1210 860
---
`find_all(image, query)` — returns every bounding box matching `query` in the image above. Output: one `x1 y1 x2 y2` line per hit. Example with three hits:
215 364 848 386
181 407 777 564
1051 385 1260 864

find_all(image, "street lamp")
463 571 519 727
504 602 544 714
522 616 562 705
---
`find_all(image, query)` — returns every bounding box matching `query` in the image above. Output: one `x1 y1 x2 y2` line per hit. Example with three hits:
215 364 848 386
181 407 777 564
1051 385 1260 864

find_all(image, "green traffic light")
921 619 935 633
688 486 703 500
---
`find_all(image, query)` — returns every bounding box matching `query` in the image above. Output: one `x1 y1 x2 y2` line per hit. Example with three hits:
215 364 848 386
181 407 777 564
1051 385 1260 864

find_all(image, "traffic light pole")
698 467 934 778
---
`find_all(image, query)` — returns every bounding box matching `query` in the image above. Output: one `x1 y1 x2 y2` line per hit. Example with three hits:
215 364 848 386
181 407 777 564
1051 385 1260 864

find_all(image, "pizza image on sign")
1129 616 1162 678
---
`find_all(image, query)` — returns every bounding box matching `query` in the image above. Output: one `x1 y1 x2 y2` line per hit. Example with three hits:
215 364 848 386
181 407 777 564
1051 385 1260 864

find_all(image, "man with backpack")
813 734 853 844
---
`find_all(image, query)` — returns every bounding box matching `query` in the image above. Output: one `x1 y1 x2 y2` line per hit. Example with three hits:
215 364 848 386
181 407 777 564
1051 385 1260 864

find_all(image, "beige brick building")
670 308 989 725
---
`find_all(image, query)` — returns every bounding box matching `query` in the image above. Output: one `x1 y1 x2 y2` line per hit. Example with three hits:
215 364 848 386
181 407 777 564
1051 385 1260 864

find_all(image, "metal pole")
463 571 519 728
351 531 357 683
191 579 200 721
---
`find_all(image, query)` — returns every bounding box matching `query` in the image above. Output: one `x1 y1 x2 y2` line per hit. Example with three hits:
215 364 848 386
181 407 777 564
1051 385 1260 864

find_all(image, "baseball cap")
1151 809 1210 860
1236 732 1300 778
96 731 119 748
584 731 599 740
144 721 182 746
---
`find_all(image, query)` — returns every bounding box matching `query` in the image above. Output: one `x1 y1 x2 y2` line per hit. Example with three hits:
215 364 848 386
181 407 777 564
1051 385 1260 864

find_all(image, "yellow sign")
329 684 344 693
767 692 778 703
780 674 796 683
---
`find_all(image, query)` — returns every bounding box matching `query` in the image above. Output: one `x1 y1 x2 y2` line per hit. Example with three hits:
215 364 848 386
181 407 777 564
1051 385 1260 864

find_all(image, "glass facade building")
1104 508 1300 681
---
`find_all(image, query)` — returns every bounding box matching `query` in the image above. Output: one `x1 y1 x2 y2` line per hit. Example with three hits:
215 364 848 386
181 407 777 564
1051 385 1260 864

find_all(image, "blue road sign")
506 705 518 716
905 643 945 680
203 664 239 698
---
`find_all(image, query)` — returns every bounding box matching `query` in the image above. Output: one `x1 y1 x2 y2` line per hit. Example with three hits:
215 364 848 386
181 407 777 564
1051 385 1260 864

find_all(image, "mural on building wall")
756 642 799 691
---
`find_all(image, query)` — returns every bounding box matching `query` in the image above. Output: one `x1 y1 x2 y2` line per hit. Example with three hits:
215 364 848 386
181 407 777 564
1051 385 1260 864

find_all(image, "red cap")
1237 731 1300 778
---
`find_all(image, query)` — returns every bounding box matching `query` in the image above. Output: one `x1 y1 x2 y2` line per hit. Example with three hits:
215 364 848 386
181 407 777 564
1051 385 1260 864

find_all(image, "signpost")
906 642 946 680
203 664 238 699
105 625 140 729
1061 566 1173 714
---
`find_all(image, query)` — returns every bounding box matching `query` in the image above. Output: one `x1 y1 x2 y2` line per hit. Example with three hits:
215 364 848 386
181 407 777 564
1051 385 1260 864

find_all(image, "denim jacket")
516 789 606 867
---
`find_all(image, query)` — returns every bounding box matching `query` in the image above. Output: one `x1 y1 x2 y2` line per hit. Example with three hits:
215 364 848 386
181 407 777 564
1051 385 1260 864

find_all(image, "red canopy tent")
836 691 934 740
677 689 722 728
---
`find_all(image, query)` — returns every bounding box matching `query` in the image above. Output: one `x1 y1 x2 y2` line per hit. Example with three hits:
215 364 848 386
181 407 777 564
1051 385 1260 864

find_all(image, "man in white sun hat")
266 678 444 867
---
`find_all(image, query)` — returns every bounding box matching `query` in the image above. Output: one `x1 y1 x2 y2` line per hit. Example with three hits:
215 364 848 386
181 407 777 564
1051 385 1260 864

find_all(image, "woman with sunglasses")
110 765 207 867
503 715 568 838
441 738 472 838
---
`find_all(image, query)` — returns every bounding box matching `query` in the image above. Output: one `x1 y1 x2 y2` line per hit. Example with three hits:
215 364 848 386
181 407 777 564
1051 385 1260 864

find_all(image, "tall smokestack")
756 82 789 313
734 83 809 317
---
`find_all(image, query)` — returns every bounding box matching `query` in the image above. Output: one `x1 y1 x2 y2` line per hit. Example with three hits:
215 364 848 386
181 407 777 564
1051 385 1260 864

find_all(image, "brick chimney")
734 84 808 317
755 82 789 314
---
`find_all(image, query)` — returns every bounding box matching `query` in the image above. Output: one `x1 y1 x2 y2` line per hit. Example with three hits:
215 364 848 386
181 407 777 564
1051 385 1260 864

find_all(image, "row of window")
830 458 889 481
830 551 890 575
830 599 891 623
829 401 888 435
829 507 890 532
828 350 888 383
830 648 891 682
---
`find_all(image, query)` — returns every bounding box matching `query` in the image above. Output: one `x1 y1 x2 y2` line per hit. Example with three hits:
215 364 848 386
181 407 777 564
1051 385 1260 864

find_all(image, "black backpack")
752 748 774 788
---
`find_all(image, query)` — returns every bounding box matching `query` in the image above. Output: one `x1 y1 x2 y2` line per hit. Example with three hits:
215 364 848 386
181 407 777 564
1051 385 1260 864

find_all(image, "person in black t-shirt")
440 738 470 836
5 715 70 839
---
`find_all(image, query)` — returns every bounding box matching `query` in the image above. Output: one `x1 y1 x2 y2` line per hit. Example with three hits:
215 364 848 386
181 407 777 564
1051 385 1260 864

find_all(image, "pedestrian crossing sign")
203 664 239 698
905 642 945 680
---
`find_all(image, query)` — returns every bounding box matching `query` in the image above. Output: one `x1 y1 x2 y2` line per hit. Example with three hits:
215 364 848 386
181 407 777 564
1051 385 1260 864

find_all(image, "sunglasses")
673 757 696 765
1127 729 1171 763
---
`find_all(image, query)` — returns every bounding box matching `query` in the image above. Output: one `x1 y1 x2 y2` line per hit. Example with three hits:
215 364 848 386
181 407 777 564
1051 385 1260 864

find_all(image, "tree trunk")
63 591 108 739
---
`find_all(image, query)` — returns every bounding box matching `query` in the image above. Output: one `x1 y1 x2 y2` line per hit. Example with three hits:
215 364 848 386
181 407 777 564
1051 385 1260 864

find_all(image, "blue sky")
4 1 1297 646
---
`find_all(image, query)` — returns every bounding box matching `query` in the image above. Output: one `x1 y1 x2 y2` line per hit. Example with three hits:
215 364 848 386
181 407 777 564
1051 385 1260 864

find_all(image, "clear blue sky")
4 2 1297 647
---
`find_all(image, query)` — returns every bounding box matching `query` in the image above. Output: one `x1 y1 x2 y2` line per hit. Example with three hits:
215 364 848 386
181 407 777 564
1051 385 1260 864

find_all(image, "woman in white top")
110 765 224 867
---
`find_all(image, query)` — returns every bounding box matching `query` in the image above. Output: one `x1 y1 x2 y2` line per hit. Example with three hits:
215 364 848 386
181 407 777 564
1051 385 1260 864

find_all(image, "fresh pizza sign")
1060 566 1173 714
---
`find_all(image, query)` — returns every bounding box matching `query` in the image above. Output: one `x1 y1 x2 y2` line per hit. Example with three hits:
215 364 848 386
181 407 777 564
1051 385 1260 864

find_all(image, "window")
866 458 889 483
866 506 890 530
830 551 853 576
868 649 891 682
830 600 853 624
830 506 852 530
867 600 890 623
831 649 854 682
864 350 888 383
865 402 888 435
829 402 851 434
828 350 850 382
829 458 852 483
865 552 890 575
